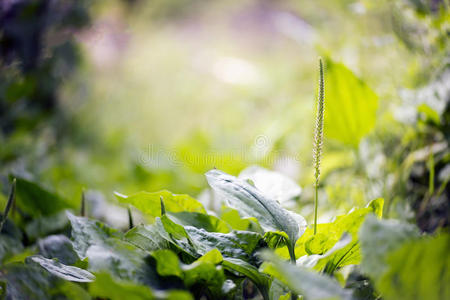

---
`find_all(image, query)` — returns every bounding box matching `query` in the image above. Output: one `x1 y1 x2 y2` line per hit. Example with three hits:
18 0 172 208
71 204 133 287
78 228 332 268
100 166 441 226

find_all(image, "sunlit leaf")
168 211 230 233
324 58 378 148
238 166 302 204
152 249 183 277
278 198 383 273
115 190 206 219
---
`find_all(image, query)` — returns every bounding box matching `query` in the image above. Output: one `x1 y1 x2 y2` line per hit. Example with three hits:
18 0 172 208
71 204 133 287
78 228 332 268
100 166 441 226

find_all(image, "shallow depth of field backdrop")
0 0 448 299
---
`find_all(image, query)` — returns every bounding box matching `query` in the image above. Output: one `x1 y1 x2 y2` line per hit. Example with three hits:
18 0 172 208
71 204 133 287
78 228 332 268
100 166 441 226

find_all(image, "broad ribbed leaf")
26 255 95 282
206 169 305 255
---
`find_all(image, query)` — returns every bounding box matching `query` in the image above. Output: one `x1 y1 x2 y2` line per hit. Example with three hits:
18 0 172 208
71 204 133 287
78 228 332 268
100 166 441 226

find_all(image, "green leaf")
185 226 263 263
377 233 450 300
261 251 353 300
223 257 270 298
125 224 171 252
0 262 90 300
26 255 95 282
115 190 206 219
220 207 253 231
168 211 230 233
238 166 302 204
67 213 163 285
0 235 23 263
14 177 73 216
297 233 352 270
182 250 226 298
66 212 122 258
38 234 79 265
359 215 420 280
278 198 383 272
324 58 378 148
25 211 69 241
152 249 183 277
263 231 289 249
89 272 155 300
206 169 306 258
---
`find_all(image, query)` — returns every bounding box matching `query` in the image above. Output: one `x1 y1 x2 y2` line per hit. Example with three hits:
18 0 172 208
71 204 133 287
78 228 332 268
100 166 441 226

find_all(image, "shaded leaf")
67 212 164 286
38 234 78 265
89 272 154 300
0 262 90 300
14 177 73 216
223 257 270 299
25 211 69 241
0 235 23 263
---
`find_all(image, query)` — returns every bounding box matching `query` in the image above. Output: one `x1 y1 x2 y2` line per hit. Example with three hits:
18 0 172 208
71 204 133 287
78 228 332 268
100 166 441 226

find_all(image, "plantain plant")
313 58 325 235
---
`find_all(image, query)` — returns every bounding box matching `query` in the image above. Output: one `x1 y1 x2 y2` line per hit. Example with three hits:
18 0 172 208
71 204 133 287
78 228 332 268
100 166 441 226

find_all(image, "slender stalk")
160 196 166 216
0 178 16 232
80 189 86 217
313 58 325 235
127 206 134 229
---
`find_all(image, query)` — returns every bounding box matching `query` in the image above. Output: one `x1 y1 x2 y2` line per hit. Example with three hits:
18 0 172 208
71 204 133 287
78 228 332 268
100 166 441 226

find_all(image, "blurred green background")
1 0 448 231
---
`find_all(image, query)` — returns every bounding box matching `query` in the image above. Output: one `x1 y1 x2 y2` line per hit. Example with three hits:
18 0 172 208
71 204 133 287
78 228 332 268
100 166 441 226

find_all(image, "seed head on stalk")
313 58 325 235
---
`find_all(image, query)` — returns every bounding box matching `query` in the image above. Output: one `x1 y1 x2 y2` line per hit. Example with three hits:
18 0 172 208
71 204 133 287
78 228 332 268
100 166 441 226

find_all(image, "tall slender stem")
313 58 325 235
314 184 319 235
